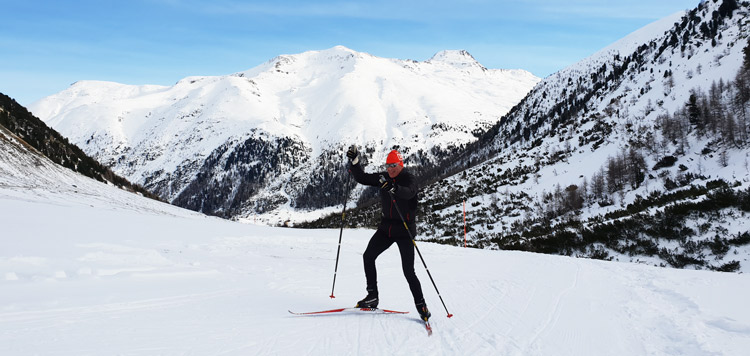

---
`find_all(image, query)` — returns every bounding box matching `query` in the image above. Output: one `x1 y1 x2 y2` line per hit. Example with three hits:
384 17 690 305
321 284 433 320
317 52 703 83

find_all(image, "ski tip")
380 309 409 314
425 321 433 336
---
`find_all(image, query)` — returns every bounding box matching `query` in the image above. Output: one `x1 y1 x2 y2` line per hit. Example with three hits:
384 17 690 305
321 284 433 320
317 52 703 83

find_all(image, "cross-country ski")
289 308 434 336
288 307 409 316
424 321 433 336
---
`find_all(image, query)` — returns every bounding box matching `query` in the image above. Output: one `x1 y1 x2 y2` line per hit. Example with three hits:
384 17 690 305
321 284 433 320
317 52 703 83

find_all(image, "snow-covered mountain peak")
427 49 486 71
239 45 372 78
60 80 166 101
31 46 540 219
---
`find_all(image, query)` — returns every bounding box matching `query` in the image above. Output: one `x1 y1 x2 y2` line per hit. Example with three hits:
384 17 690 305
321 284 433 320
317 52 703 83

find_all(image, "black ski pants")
363 228 424 304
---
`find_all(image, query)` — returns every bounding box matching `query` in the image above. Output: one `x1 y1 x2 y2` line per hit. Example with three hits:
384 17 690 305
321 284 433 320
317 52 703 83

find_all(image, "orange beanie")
386 150 404 167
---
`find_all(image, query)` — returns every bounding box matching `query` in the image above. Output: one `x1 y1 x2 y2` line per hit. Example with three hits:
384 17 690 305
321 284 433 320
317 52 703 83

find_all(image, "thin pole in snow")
330 172 352 299
463 200 467 248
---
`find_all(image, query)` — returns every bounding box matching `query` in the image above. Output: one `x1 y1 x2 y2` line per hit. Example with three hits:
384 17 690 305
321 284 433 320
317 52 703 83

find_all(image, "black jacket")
349 162 419 238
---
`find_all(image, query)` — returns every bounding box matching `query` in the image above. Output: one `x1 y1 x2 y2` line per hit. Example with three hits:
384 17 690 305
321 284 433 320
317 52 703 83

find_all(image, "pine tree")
719 151 729 167
687 92 704 131
626 148 647 188
735 40 750 141
718 0 739 18
565 185 583 211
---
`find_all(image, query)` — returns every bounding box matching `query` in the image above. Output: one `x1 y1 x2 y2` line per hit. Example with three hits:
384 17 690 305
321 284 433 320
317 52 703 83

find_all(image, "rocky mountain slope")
414 0 750 270
29 47 539 221
308 0 750 272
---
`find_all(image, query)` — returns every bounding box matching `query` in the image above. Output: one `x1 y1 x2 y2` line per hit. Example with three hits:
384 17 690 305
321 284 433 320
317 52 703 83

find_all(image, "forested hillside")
0 93 158 199
302 0 750 272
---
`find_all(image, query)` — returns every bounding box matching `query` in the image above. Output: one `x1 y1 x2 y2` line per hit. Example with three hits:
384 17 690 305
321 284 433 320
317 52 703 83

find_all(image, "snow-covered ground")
2 149 750 355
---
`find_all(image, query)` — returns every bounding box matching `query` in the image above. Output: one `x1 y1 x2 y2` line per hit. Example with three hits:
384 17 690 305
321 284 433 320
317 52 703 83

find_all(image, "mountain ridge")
408 0 750 270
304 0 750 272
30 46 540 220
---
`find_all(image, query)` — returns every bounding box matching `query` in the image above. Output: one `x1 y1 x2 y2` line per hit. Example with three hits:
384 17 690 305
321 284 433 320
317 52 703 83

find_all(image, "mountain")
25 0 750 272
0 93 158 200
393 0 750 270
28 46 540 221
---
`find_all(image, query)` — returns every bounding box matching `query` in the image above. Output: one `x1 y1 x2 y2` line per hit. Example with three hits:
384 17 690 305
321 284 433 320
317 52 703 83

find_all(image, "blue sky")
1 0 699 106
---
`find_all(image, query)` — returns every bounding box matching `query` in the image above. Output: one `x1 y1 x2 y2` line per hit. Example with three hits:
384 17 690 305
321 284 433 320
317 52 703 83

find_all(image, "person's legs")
395 238 430 320
361 230 393 300
394 238 424 303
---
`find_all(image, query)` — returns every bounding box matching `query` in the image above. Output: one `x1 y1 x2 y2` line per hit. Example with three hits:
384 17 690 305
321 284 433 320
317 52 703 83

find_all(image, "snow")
416 1 750 266
5 2 750 352
2 127 750 355
28 46 540 208
588 10 687 66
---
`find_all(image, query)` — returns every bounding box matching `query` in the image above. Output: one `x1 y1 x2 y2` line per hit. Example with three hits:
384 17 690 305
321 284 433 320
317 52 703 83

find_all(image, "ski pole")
330 172 353 299
379 176 454 318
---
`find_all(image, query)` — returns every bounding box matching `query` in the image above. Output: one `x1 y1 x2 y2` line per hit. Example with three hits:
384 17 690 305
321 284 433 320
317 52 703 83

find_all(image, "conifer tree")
718 0 739 18
735 40 750 139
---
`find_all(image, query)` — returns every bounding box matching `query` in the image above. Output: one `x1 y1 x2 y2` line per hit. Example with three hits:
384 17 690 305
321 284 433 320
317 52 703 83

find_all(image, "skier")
346 145 431 321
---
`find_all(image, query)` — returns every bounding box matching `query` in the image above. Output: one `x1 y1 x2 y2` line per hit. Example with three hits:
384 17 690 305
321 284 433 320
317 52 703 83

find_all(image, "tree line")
0 93 160 200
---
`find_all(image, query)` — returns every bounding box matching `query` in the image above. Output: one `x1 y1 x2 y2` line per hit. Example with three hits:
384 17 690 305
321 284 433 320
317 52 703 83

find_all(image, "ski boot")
356 289 379 308
416 300 431 321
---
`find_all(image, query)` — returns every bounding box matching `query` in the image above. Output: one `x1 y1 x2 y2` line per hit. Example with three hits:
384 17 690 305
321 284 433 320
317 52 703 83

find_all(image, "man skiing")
346 145 431 322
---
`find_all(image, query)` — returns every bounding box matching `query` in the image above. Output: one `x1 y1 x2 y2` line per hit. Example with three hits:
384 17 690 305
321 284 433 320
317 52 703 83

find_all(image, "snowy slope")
0 122 196 220
409 1 750 268
2 126 750 355
28 46 539 220
496 3 746 160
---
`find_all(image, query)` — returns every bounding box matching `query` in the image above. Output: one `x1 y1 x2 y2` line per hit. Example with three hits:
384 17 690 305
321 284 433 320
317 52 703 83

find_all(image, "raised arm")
347 145 380 187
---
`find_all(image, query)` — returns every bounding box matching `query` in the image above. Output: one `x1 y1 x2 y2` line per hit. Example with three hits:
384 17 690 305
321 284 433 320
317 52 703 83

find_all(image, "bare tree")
719 150 729 167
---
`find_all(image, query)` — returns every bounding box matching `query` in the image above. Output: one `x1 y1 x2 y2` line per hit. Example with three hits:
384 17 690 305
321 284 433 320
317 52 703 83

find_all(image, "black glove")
379 176 397 194
346 145 359 165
